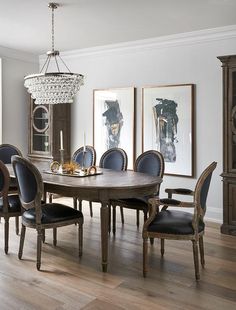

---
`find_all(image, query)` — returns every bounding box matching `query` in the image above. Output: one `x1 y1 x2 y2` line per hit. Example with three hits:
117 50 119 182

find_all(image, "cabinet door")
31 104 51 154
228 183 236 226
229 69 236 171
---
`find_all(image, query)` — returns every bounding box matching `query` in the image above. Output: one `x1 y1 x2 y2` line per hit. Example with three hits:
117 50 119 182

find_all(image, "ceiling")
0 0 236 55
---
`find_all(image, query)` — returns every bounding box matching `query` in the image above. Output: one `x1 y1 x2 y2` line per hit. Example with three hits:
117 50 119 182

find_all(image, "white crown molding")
39 25 236 62
0 45 38 64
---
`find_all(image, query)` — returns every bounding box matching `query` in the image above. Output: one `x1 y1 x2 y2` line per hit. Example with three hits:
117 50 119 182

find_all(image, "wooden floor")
0 197 236 310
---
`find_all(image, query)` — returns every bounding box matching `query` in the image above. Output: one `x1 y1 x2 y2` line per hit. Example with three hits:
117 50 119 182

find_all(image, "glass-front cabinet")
32 105 50 153
28 98 71 169
218 55 236 235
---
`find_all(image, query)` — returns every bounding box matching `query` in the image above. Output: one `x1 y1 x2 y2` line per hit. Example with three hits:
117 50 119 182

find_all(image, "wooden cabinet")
218 55 236 235
28 99 71 170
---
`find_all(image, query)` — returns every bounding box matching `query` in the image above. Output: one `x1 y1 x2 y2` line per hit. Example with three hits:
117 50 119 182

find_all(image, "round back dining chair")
0 160 22 254
0 144 22 164
12 155 84 271
111 150 164 234
0 143 22 234
99 148 128 171
72 145 96 216
143 161 217 281
72 145 96 168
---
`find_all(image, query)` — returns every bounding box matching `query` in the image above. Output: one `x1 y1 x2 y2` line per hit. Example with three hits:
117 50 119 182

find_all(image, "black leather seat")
147 210 205 235
12 155 84 271
0 160 22 254
143 162 217 281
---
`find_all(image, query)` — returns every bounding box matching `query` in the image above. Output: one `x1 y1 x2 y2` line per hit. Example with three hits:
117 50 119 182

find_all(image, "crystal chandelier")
24 3 84 105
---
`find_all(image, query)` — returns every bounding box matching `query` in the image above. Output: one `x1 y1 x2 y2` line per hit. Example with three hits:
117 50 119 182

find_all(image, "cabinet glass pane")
32 105 50 152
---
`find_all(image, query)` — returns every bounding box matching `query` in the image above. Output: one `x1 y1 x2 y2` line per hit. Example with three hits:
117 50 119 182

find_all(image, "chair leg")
192 240 200 281
53 228 57 246
36 228 43 270
161 238 165 256
108 204 111 234
144 210 148 222
4 218 9 254
199 236 205 267
136 210 140 227
112 205 116 234
73 197 78 210
78 199 82 212
143 237 148 277
42 229 45 243
15 216 19 235
120 207 124 224
49 193 53 203
78 222 83 257
150 238 154 245
89 201 93 217
18 224 26 259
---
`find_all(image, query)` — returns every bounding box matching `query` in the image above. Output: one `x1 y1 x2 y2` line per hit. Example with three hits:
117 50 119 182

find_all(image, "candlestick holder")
79 150 87 176
58 149 64 174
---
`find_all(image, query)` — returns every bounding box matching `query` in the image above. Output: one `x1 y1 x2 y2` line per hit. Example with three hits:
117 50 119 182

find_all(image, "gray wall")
40 28 236 223
0 48 38 154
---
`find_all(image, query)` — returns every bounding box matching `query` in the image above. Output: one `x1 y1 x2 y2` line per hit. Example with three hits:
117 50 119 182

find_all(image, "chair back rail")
99 148 128 171
72 145 96 168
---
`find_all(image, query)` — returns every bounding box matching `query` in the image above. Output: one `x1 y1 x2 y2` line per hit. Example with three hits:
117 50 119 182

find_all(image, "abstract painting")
93 87 135 169
142 84 194 177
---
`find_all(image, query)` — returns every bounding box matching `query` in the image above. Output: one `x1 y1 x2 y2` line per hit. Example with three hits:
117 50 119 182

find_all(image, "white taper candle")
60 130 64 150
83 132 86 152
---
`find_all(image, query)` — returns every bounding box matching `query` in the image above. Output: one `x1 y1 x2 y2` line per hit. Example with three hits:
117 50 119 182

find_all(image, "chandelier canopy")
24 3 84 105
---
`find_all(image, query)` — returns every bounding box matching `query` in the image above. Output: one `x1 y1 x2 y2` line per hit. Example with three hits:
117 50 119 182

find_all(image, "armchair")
143 162 217 280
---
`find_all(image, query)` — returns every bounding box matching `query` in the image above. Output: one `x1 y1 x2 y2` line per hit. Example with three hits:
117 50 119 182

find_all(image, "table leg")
100 201 109 272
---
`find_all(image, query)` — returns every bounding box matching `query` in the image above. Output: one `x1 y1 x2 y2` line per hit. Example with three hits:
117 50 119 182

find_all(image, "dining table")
8 164 162 272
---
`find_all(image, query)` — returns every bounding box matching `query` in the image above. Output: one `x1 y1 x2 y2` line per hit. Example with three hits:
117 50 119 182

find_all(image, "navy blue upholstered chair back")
0 144 22 164
0 168 5 192
12 156 43 209
72 146 96 168
99 148 128 171
0 160 10 194
135 150 164 177
194 162 217 217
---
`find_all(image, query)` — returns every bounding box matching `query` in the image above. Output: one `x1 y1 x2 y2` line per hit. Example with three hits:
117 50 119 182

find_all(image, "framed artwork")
142 84 194 177
93 87 135 169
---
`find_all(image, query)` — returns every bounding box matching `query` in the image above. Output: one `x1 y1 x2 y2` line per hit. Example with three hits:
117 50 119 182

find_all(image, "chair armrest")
160 198 195 210
165 188 194 197
143 197 159 234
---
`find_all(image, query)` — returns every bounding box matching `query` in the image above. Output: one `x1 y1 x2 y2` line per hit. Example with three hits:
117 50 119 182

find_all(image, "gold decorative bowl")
62 162 80 174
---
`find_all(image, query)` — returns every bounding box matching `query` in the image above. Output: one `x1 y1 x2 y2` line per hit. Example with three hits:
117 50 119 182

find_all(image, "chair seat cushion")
23 203 83 225
114 197 149 210
147 210 204 235
0 195 21 213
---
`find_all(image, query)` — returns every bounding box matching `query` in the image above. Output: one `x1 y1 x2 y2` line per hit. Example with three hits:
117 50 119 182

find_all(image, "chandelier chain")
51 5 55 51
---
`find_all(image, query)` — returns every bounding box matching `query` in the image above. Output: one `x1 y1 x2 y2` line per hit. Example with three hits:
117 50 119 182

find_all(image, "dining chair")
81 148 127 226
0 143 22 234
0 160 22 254
111 150 164 234
72 145 96 217
12 155 84 271
99 148 128 229
143 161 217 280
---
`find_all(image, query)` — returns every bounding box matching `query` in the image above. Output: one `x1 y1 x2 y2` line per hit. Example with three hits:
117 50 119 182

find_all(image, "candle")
60 130 64 150
83 132 86 152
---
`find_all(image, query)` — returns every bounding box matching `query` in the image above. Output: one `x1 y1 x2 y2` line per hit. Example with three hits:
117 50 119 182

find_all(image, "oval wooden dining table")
8 165 162 272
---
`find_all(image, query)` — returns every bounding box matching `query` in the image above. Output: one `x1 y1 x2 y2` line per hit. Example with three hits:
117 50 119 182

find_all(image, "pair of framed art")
93 84 194 177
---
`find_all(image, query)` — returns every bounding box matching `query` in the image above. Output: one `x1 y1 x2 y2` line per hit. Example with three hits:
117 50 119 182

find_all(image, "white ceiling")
0 0 236 55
